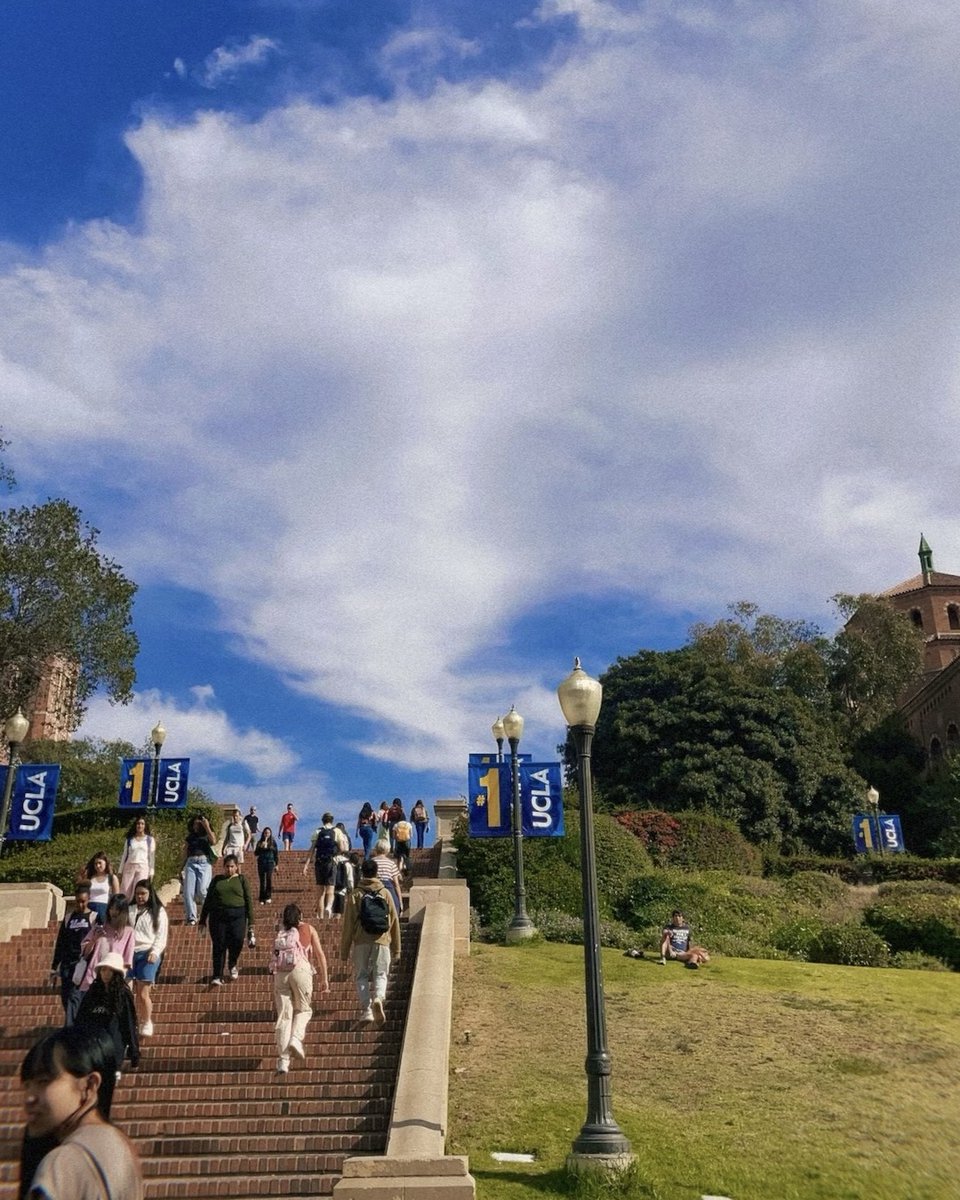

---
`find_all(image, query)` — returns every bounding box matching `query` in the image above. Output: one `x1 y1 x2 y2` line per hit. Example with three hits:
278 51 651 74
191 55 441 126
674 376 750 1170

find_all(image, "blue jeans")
182 856 212 922
358 824 377 858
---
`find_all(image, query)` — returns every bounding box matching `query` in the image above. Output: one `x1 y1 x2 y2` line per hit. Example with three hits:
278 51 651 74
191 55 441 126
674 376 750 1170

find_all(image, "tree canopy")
590 646 864 854
0 499 138 728
583 597 927 855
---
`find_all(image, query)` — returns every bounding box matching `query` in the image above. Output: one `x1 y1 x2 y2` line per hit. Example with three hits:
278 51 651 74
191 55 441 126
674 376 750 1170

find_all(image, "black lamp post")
867 785 882 856
500 705 536 942
491 716 505 764
558 659 633 1170
0 708 30 857
149 721 166 808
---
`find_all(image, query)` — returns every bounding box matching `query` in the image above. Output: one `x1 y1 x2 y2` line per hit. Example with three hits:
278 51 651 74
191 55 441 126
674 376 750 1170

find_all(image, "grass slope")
449 944 959 1200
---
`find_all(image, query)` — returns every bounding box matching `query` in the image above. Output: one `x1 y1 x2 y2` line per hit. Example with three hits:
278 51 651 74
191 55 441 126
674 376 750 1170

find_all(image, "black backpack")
314 827 338 859
358 889 390 935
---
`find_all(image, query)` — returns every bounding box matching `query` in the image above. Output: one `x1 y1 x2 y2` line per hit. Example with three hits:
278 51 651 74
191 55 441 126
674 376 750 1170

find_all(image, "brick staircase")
0 847 439 1199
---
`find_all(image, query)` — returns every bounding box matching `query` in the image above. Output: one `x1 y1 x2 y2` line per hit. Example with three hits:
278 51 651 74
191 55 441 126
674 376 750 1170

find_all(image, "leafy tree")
0 499 138 728
590 647 864 853
829 593 925 732
690 601 832 708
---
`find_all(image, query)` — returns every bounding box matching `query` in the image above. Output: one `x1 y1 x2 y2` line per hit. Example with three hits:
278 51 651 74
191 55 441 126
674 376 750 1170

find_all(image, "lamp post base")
504 919 537 943
566 1150 636 1177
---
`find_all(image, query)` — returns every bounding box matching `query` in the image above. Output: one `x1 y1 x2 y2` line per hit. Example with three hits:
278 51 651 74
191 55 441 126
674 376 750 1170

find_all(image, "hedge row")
763 854 960 885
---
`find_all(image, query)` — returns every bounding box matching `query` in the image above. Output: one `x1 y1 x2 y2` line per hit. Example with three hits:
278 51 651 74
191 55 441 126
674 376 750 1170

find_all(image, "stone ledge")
341 1156 471 1179
332 1176 476 1200
0 882 64 937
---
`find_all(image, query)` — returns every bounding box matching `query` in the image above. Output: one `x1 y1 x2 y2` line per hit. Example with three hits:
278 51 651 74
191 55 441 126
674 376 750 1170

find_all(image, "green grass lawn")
448 943 960 1200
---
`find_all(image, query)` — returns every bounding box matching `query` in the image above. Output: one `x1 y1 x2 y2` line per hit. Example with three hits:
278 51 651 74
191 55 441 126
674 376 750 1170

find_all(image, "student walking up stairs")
0 848 433 1199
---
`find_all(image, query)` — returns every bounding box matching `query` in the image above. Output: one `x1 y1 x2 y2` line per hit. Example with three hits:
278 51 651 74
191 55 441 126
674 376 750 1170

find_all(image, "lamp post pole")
149 721 166 809
867 785 882 856
558 660 633 1172
0 709 30 857
500 706 535 942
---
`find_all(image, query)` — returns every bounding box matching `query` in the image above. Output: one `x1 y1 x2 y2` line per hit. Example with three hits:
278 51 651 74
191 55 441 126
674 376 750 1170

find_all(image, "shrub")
782 871 849 907
452 805 651 927
528 909 637 950
877 879 959 899
864 895 960 969
890 950 951 972
616 809 761 873
807 923 890 967
771 918 829 958
764 854 960 886
615 868 785 950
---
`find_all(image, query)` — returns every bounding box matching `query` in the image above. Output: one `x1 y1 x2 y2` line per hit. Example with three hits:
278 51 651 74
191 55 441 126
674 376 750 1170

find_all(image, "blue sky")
3 0 960 837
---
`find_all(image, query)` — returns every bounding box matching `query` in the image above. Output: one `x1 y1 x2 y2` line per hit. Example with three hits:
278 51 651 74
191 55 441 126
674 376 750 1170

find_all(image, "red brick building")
883 536 960 762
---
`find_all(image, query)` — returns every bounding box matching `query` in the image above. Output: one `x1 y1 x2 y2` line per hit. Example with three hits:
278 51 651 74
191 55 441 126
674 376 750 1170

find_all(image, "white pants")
351 942 391 1007
274 960 314 1052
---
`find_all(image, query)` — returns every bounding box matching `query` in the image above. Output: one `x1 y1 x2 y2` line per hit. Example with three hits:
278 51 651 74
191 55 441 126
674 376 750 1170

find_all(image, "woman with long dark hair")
75 952 140 1080
199 854 255 986
118 817 156 899
254 827 280 904
270 903 328 1075
181 813 216 925
78 852 119 924
19 1024 143 1200
76 896 134 993
129 880 168 1037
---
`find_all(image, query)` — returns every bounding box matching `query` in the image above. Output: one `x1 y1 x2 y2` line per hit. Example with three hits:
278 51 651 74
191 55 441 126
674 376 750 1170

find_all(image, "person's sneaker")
657 958 666 966
211 977 223 986
140 1021 154 1038
685 960 700 970
187 918 197 926
115 1071 122 1083
372 998 386 1025
266 898 273 904
288 1037 306 1061
276 1056 290 1074
360 1005 374 1023
229 966 239 980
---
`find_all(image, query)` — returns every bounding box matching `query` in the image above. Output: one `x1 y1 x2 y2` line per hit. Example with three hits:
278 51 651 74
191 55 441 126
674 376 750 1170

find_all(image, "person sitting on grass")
659 910 710 968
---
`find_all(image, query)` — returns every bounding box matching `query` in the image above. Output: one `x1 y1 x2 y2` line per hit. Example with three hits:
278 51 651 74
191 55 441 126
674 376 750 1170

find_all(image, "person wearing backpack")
303 814 348 919
270 903 329 1075
340 859 401 1026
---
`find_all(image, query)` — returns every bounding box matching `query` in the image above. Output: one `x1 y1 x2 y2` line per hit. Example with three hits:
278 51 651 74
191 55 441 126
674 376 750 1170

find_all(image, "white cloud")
77 688 298 781
6 0 960 772
198 35 279 88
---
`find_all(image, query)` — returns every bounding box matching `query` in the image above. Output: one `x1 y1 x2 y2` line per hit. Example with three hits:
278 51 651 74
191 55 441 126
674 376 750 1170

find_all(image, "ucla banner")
852 812 905 854
520 762 564 837
1 764 60 841
119 758 190 809
157 758 189 808
467 760 564 838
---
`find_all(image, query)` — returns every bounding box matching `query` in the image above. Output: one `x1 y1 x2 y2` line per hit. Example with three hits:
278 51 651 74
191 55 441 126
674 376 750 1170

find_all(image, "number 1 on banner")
858 816 874 851
478 768 501 830
119 758 150 808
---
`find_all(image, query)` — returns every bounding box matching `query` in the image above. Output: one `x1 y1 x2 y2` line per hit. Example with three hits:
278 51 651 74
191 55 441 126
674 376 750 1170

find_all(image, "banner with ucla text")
467 760 564 838
1 764 60 841
852 812 905 854
119 758 190 809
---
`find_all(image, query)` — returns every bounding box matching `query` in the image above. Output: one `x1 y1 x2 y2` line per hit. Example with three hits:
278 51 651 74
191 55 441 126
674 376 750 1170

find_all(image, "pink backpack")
271 926 306 973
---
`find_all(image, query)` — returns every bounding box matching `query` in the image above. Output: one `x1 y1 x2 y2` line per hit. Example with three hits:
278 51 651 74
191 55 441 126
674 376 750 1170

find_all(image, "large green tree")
829 593 925 732
590 647 866 854
0 499 138 728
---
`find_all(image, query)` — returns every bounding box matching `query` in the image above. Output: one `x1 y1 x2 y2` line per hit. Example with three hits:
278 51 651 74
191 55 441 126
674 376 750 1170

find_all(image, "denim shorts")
130 950 162 983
